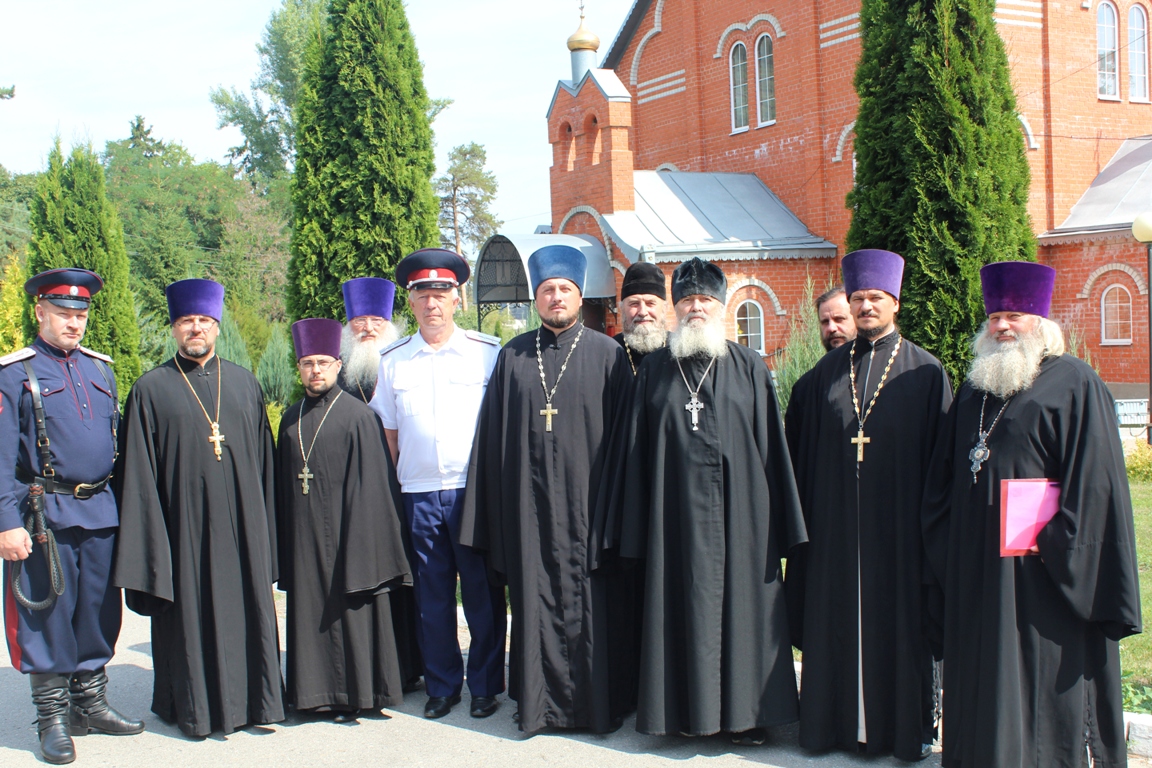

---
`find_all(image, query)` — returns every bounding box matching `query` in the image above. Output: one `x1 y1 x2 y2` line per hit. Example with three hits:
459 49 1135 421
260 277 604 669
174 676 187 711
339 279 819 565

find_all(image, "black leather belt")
15 466 111 500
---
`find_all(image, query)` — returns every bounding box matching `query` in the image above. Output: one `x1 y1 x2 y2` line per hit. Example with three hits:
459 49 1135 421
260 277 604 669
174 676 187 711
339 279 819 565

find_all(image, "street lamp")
1132 211 1152 444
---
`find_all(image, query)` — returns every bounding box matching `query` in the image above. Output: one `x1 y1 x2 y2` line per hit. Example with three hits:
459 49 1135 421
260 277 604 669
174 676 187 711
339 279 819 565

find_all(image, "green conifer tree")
288 0 439 322
846 0 1035 382
256 323 297 406
0 252 28 353
26 141 142 394
216 307 253 371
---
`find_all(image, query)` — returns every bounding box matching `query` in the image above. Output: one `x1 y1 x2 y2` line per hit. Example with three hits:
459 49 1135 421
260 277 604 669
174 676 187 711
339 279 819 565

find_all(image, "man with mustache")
275 318 411 721
460 244 632 733
614 257 807 745
922 262 1140 767
614 261 669 373
817 286 855 352
786 250 951 762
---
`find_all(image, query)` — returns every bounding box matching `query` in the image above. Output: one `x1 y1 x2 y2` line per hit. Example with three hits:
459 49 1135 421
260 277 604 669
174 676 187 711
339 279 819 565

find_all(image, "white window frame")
730 42 750 134
1131 5 1150 102
1101 283 1133 345
1099 2 1120 99
755 33 776 127
735 299 765 353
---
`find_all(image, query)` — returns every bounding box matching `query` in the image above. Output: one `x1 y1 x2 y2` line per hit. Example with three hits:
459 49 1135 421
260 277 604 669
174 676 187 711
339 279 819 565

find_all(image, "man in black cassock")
459 244 632 733
276 318 411 720
614 261 668 372
922 262 1141 768
337 276 422 693
785 250 951 761
616 258 807 744
112 279 284 737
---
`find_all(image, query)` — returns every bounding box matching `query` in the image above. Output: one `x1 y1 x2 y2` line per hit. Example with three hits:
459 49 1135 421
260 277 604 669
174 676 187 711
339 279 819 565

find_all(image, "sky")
0 0 637 236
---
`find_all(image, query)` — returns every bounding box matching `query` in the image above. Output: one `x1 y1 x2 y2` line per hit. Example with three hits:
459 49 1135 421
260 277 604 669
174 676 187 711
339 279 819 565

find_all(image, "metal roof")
1046 136 1152 235
601 171 837 262
545 68 632 118
601 0 650 70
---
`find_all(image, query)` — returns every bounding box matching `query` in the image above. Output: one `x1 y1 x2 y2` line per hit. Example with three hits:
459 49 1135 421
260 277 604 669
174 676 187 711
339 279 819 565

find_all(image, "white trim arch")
655 162 680 172
557 205 615 253
734 299 766 353
630 0 667 86
713 14 787 58
1077 262 1149 298
726 277 787 315
1101 283 1134 344
832 121 856 162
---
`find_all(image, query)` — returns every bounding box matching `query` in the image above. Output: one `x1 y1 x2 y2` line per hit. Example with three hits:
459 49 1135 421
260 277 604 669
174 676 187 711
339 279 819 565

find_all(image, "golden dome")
567 16 600 52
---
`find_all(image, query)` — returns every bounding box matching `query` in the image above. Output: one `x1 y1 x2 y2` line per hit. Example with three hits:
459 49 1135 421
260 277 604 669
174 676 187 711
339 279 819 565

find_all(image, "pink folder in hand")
1000 479 1060 557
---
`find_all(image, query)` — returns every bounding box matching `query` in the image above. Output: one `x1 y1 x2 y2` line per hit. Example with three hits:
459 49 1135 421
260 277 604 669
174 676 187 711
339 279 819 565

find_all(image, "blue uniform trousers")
3 526 120 674
403 489 505 698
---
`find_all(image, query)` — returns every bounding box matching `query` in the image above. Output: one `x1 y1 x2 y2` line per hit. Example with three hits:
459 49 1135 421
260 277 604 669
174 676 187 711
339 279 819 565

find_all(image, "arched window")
1098 2 1120 97
730 43 749 132
1101 284 1132 344
736 300 764 353
756 34 776 125
1131 6 1150 101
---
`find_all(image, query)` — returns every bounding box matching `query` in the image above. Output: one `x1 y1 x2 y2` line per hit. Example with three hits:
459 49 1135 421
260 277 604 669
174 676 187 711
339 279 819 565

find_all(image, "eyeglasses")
298 359 339 371
174 317 218 330
350 316 387 329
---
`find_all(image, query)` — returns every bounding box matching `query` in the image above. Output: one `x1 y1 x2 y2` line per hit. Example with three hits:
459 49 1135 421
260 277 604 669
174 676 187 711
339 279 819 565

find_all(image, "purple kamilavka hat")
342 277 396 321
842 249 905 299
166 279 225 323
291 318 343 360
980 261 1056 318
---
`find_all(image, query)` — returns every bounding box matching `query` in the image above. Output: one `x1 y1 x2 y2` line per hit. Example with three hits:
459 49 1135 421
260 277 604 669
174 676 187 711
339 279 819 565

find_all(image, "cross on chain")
684 395 704 431
851 429 871 463
539 404 559 432
298 465 314 495
208 422 226 461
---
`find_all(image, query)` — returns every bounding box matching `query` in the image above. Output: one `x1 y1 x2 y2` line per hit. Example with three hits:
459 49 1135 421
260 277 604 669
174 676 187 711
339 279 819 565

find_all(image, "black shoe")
31 674 75 765
69 669 145 736
512 709 520 723
917 742 934 761
731 727 767 746
469 697 499 718
402 676 424 694
424 694 461 719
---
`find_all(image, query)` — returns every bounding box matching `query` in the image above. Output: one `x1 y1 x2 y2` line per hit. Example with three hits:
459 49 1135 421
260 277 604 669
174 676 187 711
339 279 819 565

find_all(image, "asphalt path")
0 599 1140 768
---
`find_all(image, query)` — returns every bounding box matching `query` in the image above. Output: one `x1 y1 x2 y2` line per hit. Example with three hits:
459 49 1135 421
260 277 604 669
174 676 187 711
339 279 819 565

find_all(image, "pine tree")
26 141 142 395
288 0 439 322
216 307 253 371
774 275 828 415
846 0 1035 383
256 323 297 406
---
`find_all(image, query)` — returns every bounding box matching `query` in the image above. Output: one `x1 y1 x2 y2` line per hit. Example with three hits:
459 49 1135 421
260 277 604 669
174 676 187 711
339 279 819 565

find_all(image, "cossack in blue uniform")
1 268 143 765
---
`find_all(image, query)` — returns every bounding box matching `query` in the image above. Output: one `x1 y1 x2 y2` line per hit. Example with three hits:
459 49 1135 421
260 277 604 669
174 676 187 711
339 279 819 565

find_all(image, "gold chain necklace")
177 356 225 461
535 325 585 433
848 335 902 463
296 389 343 495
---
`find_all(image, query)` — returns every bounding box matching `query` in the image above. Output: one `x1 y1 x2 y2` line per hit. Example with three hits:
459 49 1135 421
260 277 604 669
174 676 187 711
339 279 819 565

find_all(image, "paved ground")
1 599 1145 767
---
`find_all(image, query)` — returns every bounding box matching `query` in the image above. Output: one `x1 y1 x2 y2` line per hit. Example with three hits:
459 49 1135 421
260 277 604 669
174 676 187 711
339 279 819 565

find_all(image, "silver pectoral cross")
540 403 558 432
851 428 871 462
685 394 704 431
299 464 314 495
208 422 225 461
969 438 991 484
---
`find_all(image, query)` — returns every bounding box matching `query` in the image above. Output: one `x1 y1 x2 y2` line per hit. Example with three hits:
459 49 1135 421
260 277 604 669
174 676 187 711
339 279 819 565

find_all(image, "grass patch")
1122 481 1152 711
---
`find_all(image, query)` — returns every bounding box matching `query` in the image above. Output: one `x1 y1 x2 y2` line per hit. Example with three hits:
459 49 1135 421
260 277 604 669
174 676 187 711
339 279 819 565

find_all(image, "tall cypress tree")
26 141 142 395
288 0 438 321
847 0 1035 383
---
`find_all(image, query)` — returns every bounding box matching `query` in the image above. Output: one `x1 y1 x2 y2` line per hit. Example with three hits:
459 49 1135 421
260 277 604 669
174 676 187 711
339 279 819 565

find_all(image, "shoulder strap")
20 360 54 478
0 347 35 367
379 336 412 357
465 330 501 347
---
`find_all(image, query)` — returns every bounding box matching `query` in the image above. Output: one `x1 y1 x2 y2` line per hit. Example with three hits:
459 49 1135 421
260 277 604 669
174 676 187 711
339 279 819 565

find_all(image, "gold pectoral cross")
299 465 313 495
208 422 225 461
540 403 558 432
851 428 871 463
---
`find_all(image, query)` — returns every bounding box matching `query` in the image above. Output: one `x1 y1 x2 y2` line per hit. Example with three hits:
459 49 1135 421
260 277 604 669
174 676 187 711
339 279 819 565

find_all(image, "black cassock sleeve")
458 349 507 582
111 382 174 616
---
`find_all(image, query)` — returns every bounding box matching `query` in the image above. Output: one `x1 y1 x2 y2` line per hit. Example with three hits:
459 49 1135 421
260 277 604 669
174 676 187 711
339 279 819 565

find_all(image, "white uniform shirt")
370 326 499 494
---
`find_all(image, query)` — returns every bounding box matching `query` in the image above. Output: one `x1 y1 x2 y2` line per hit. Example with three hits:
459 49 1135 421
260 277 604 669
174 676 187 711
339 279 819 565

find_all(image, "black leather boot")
69 669 145 736
30 673 76 764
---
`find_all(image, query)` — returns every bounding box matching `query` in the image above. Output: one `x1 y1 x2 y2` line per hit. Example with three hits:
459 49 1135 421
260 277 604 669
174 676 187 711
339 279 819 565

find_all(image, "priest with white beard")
339 277 401 404
614 257 806 744
922 261 1141 768
336 276 422 693
613 261 669 374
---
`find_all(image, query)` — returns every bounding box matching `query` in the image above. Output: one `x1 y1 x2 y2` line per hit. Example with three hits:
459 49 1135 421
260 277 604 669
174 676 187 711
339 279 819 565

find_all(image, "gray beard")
670 317 729 360
967 323 1046 399
622 321 667 355
340 323 399 391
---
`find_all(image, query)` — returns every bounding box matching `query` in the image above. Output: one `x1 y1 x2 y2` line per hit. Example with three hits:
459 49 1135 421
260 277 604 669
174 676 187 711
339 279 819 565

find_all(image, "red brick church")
475 0 1152 390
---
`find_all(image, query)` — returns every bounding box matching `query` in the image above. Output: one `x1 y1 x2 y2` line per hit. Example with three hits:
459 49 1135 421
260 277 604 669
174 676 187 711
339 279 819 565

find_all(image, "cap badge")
429 270 438 279
69 286 79 296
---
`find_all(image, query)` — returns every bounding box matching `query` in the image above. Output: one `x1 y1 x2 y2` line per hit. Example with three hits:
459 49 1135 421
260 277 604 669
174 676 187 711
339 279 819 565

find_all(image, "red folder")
1000 479 1060 557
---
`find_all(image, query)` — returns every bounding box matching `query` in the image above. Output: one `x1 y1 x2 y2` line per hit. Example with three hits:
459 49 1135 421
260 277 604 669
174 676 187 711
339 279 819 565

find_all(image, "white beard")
967 322 1047 399
670 315 729 360
622 320 667 355
340 323 399 391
